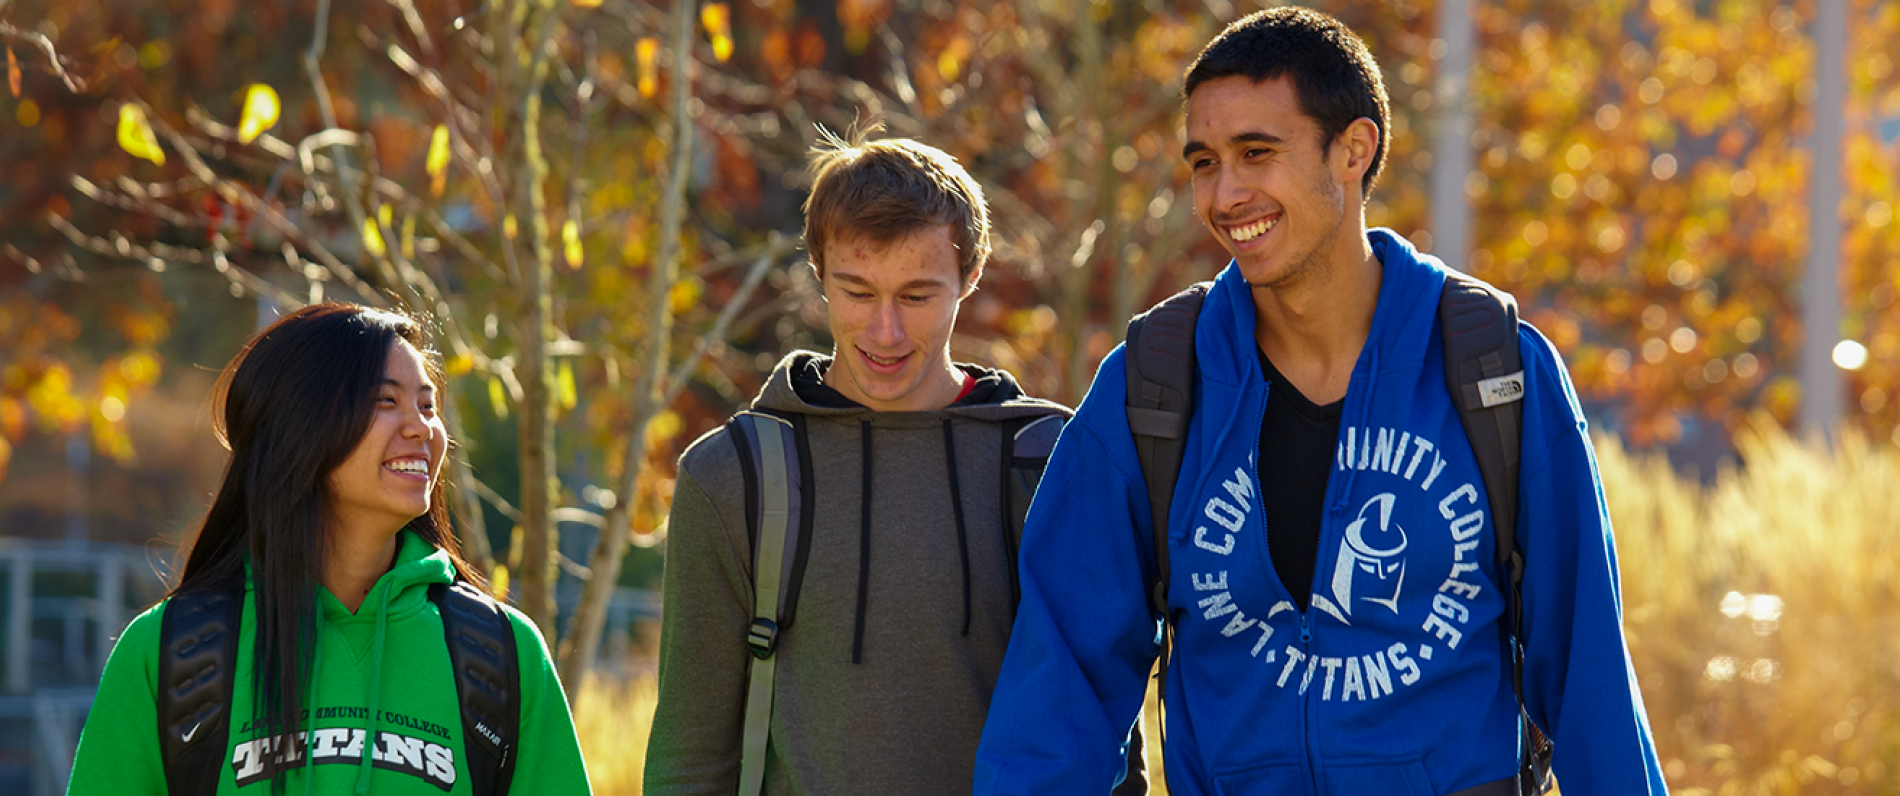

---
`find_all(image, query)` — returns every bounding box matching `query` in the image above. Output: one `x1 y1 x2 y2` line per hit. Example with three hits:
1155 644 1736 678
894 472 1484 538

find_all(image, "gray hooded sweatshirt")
645 351 1072 795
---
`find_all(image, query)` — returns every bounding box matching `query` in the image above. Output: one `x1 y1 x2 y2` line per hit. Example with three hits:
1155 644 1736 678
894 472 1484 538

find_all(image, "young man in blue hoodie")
975 8 1667 795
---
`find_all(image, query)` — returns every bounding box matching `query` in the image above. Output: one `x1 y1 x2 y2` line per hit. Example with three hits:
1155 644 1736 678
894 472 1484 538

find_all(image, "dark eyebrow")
1182 131 1290 161
382 378 435 394
832 273 952 292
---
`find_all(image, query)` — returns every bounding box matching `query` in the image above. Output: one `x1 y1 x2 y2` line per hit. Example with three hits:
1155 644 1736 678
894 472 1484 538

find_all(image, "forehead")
825 225 962 288
382 339 435 388
1184 75 1317 145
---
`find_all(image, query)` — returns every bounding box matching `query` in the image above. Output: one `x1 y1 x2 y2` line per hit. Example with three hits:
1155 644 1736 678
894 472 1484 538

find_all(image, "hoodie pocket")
1318 758 1433 795
1213 761 1309 796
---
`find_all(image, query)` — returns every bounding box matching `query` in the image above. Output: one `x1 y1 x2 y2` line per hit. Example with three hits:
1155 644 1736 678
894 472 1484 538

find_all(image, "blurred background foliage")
1 0 1898 792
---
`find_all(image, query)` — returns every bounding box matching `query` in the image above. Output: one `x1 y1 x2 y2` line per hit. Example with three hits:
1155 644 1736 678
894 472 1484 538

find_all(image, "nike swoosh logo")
181 721 203 744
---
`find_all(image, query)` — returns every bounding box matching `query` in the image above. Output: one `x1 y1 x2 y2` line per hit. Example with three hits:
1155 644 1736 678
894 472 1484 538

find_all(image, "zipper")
1254 379 1326 796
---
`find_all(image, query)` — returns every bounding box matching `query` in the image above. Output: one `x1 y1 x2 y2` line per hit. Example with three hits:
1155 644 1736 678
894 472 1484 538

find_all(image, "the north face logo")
1477 372 1525 407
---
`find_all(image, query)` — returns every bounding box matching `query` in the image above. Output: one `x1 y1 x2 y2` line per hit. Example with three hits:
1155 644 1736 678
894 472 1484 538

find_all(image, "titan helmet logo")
1316 493 1408 624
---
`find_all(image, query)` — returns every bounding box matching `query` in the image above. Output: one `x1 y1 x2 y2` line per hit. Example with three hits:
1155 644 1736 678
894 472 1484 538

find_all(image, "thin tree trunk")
557 0 697 699
513 3 564 641
1800 0 1846 442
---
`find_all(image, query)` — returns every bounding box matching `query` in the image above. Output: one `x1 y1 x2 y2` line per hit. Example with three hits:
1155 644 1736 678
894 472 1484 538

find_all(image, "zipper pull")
1300 612 1312 645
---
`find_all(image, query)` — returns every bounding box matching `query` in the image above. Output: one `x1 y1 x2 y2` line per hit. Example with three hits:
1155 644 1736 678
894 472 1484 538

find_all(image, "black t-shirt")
1256 349 1344 612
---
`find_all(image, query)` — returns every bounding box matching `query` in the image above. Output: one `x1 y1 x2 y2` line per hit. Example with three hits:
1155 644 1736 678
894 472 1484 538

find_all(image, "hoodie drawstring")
942 419 973 636
851 420 874 664
354 580 395 794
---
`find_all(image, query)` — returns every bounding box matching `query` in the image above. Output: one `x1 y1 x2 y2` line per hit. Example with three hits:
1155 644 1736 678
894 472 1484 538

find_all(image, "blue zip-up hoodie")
975 230 1665 795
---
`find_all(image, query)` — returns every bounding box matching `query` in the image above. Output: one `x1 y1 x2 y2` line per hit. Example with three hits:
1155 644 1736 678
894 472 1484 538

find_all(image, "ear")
960 262 984 299
1333 117 1380 189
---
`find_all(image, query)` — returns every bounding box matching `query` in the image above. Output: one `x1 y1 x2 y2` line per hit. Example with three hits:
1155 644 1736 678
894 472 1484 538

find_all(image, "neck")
323 521 402 613
1251 225 1381 404
826 350 966 411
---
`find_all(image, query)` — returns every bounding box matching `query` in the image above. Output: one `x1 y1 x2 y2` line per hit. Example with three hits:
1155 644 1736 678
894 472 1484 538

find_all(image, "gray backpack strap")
1437 270 1550 794
1121 281 1210 790
1123 282 1210 619
729 410 806 796
158 578 245 796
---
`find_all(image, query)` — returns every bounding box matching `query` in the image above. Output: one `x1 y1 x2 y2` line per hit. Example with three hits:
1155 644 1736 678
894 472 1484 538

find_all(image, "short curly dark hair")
1184 7 1391 198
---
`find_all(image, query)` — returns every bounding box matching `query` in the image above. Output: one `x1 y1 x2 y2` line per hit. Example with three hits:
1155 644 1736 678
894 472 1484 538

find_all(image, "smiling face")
325 339 447 537
1185 75 1373 291
820 224 972 412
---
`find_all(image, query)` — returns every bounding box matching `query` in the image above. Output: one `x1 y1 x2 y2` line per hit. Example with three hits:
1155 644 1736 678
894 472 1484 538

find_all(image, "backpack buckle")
746 618 779 659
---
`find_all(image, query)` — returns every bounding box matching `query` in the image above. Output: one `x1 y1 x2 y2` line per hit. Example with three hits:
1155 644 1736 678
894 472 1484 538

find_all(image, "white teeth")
385 460 427 474
1229 218 1276 242
865 352 902 366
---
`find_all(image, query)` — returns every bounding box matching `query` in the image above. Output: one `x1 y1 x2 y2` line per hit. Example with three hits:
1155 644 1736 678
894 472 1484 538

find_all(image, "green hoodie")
68 531 592 796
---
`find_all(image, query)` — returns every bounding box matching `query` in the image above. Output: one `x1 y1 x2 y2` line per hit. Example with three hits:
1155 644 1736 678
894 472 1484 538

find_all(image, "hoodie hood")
304 530 457 795
754 350 1070 424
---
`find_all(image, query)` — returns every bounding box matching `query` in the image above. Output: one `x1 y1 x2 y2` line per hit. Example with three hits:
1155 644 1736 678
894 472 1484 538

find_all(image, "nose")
866 299 904 347
399 400 431 442
1213 166 1251 215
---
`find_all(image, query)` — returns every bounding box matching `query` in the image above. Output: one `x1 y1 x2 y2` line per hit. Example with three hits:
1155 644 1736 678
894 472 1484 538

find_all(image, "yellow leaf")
117 104 166 165
562 219 583 269
636 38 660 98
557 361 578 410
401 213 417 260
362 218 387 257
503 214 519 241
426 125 451 197
668 277 702 315
487 377 509 418
644 409 683 450
446 352 474 376
490 564 509 600
237 84 280 145
701 3 733 63
573 0 603 7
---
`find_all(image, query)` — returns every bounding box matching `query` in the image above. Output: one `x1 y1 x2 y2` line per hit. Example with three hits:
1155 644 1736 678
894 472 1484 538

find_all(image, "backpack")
157 577 520 795
723 408 1151 796
1123 269 1553 795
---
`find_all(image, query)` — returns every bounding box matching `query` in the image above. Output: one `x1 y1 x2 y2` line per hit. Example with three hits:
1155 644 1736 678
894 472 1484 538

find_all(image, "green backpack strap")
158 577 245 796
1437 269 1550 795
728 410 809 796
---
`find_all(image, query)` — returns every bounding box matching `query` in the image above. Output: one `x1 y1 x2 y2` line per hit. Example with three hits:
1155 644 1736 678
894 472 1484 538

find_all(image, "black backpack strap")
999 412 1067 614
1437 270 1551 794
431 580 521 796
158 578 245 796
1123 282 1209 620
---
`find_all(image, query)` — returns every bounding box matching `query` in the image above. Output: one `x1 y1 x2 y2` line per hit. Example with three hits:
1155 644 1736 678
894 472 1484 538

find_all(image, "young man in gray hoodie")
644 132 1134 794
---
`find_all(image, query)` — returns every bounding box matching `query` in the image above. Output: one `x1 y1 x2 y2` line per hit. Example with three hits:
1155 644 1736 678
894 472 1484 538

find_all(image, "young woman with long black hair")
69 303 591 795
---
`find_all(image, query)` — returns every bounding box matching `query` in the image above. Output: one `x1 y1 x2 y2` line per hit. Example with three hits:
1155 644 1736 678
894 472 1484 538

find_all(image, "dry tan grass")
580 420 1900 794
575 672 656 796
1609 419 1900 794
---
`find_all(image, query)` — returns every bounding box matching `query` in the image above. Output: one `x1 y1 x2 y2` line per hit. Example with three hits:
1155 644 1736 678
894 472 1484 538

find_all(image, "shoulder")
676 418 749 503
1515 321 1586 427
113 600 171 662
495 600 555 660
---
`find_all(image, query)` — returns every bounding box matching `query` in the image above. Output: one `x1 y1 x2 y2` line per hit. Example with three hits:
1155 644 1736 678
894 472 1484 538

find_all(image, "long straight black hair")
174 303 483 775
